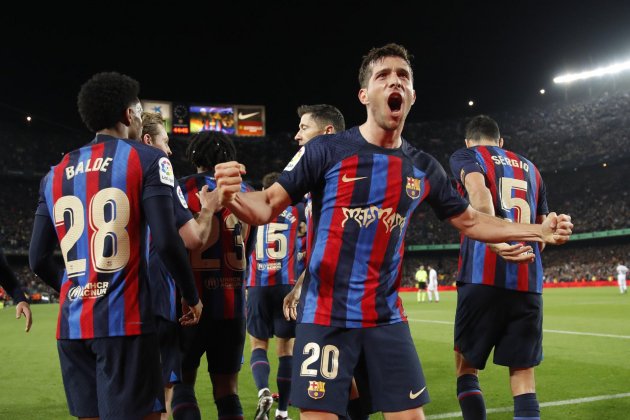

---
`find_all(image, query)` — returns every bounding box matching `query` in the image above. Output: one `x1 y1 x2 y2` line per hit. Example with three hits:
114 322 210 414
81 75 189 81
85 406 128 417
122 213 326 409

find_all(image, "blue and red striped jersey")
147 185 193 321
247 203 304 287
449 145 549 293
278 127 469 328
35 135 175 339
178 172 255 320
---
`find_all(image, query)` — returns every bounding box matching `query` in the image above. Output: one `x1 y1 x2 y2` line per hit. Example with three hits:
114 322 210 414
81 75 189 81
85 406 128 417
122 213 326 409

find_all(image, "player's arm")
448 206 572 245
178 185 221 251
215 161 291 225
144 195 202 325
463 171 534 262
28 214 63 293
283 269 304 321
1 249 32 332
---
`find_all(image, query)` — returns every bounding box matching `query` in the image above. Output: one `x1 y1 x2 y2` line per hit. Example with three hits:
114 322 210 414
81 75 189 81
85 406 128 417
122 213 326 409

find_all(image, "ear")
142 133 152 146
323 124 334 134
498 137 504 148
358 88 369 105
411 89 416 105
123 107 134 127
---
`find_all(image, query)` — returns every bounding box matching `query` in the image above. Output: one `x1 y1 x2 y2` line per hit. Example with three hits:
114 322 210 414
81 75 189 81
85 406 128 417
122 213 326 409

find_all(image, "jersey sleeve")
172 185 194 229
143 153 176 201
425 155 469 220
535 169 549 217
449 148 483 184
277 141 326 205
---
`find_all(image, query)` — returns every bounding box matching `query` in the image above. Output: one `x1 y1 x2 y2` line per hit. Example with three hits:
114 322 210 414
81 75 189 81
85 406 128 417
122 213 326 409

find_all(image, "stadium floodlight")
539 89 546 95
553 60 630 84
468 100 474 106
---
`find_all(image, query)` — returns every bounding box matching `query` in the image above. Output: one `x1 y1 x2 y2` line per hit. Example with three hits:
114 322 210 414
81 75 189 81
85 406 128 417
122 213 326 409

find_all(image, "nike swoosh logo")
409 387 426 399
238 112 260 119
341 174 368 183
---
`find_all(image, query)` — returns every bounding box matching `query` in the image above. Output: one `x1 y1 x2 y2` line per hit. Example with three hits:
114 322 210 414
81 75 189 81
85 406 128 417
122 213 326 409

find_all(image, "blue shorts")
57 334 164 420
246 285 296 339
454 282 543 369
290 322 430 415
180 317 246 374
156 317 182 385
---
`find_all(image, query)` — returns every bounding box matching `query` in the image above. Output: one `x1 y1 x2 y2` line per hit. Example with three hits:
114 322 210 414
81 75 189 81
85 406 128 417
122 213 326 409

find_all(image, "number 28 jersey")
449 145 549 293
36 135 175 339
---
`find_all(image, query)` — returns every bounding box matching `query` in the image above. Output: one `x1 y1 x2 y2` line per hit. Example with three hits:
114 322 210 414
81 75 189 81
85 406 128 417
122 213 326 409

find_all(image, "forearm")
226 191 280 226
195 208 214 248
451 206 544 243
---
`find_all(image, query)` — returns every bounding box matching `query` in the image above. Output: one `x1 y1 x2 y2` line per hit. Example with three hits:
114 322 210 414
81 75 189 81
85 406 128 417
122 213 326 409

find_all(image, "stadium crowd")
2 85 630 301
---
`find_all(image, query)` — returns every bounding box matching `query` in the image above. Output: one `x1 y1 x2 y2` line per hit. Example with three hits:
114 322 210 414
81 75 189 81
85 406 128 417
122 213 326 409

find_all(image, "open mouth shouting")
388 92 403 115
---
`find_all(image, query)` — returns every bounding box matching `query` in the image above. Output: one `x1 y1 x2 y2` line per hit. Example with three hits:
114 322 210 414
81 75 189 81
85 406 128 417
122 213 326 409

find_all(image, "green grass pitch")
0 287 628 419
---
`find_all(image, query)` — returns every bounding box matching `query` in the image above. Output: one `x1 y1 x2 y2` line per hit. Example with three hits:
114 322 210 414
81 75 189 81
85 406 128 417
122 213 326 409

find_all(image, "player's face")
294 113 326 146
360 56 416 131
152 125 172 156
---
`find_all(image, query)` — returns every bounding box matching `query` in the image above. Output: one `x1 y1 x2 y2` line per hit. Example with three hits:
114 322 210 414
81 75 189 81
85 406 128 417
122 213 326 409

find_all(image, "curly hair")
77 71 140 132
186 131 237 170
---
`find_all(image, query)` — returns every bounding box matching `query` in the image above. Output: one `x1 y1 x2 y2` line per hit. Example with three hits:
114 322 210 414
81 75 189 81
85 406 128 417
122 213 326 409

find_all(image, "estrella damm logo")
406 176 422 199
307 381 326 399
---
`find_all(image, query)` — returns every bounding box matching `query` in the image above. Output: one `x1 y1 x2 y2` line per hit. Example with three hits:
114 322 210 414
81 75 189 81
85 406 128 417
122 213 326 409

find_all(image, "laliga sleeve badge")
284 147 305 171
159 157 175 187
176 185 188 209
307 381 326 399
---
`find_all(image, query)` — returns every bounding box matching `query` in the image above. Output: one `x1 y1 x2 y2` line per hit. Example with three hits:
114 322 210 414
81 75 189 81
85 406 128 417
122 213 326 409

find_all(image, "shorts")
247 285 296 339
57 334 164 420
156 317 182 385
290 322 430 415
454 282 543 369
180 316 246 375
417 282 427 290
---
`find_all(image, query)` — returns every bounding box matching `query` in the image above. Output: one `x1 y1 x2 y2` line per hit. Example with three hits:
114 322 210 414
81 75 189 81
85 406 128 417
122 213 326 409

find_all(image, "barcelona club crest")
406 177 422 199
307 381 326 399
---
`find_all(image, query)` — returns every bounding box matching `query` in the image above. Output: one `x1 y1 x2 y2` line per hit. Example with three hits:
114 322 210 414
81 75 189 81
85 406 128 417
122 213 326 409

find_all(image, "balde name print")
65 157 113 180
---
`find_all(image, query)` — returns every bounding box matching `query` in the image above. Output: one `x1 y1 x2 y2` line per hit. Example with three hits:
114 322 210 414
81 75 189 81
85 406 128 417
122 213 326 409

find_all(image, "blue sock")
250 348 270 391
172 383 201 420
215 394 243 420
514 393 540 420
457 374 486 420
277 356 293 410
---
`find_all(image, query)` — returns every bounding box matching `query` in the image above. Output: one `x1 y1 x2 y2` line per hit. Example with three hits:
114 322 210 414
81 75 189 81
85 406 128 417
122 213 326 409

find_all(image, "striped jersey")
449 145 548 293
179 172 255 320
147 185 193 321
247 202 304 287
278 127 469 328
35 135 175 339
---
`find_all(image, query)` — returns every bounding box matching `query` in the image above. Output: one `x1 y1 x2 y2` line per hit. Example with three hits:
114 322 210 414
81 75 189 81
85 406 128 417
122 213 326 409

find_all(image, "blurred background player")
616 262 628 294
0 245 32 332
172 131 255 420
449 114 549 420
142 111 219 419
415 264 428 303
427 264 439 303
29 71 202 420
247 171 304 420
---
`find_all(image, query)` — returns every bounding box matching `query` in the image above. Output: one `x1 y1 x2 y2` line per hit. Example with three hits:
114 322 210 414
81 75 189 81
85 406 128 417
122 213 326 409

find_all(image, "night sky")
3 0 630 135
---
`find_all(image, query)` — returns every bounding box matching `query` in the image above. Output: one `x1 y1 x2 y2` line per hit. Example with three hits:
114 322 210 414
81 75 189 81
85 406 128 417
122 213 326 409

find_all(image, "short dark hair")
358 43 413 88
186 131 237 170
77 71 140 132
465 115 501 143
261 172 280 189
296 104 346 132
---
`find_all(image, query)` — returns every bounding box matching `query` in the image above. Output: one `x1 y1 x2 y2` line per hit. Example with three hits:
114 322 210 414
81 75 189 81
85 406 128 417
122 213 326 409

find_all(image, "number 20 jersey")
449 145 549 293
36 135 175 339
278 127 469 328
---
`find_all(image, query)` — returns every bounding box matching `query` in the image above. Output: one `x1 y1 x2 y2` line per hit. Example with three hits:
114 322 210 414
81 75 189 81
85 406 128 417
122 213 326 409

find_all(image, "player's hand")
197 185 223 213
214 161 246 205
15 301 32 333
488 242 535 264
180 299 203 326
542 212 573 245
283 284 302 321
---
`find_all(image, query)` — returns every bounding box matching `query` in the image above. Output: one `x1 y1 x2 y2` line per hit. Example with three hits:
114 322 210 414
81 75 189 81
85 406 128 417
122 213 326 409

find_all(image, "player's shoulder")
402 139 445 169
